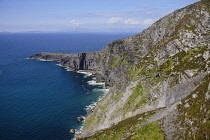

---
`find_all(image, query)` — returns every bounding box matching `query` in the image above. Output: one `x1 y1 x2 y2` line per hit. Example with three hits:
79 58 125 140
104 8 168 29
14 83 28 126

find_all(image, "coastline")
25 2 210 139
57 62 109 136
31 58 109 137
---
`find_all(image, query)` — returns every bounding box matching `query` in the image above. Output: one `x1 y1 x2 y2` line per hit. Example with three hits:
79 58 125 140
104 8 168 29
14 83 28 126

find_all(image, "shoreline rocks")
69 129 75 134
77 116 85 123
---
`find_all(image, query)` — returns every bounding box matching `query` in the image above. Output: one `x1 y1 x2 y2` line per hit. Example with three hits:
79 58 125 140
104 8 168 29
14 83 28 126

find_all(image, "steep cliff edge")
29 0 210 139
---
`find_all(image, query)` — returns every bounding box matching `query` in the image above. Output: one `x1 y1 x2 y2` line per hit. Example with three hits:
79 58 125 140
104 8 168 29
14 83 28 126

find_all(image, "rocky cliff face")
29 0 210 139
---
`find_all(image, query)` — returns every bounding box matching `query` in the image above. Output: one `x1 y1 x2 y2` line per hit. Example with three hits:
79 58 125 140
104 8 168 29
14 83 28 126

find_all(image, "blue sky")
0 0 199 33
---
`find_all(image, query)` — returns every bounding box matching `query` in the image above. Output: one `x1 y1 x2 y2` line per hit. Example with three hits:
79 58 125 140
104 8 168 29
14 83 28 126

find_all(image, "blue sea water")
0 32 135 140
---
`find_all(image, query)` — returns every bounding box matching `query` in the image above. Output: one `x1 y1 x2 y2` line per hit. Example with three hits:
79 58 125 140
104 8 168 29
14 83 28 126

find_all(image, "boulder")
77 117 85 123
69 129 75 134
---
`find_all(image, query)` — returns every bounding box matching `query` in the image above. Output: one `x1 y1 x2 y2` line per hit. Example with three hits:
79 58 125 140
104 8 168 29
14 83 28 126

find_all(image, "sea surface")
0 32 135 140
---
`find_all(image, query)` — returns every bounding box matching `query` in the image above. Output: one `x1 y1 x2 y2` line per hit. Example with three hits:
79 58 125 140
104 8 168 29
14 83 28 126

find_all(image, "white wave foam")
39 59 53 61
56 64 63 67
84 88 109 111
87 80 105 85
74 116 86 135
77 70 92 77
92 88 109 93
56 64 73 72
78 80 109 134
85 102 97 111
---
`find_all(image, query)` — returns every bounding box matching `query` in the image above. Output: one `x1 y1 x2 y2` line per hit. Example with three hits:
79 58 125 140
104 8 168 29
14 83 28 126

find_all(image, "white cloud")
70 20 80 26
143 19 154 25
107 17 123 24
124 19 140 25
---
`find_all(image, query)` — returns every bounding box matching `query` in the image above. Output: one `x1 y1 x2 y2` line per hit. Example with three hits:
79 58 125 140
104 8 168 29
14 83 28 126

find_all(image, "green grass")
185 25 196 33
123 84 147 112
110 91 121 103
175 74 210 139
77 110 159 140
129 121 165 140
109 54 129 68
109 55 122 68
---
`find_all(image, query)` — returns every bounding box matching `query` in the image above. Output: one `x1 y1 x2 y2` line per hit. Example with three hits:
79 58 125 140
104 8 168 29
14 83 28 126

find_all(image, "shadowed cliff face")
29 1 210 139
79 53 86 70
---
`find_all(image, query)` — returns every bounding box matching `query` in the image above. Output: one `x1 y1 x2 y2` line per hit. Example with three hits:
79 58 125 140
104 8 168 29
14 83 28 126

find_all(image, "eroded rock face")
29 0 210 139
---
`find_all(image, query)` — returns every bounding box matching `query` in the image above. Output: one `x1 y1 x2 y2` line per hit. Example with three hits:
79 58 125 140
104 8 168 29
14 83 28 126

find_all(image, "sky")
0 0 199 33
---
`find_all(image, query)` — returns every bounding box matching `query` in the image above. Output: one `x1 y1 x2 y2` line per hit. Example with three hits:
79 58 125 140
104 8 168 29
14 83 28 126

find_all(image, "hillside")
29 0 210 139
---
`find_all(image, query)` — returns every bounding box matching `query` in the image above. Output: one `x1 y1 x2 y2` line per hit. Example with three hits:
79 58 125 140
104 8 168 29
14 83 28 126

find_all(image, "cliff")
29 0 210 139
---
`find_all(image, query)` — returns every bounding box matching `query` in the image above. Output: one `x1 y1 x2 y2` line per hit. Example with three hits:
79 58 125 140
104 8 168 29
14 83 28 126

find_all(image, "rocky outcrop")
69 129 75 134
29 0 210 139
77 117 85 123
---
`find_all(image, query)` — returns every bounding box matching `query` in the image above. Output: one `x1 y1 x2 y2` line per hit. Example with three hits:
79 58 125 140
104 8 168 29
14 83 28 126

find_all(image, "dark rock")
77 117 85 123
155 73 163 78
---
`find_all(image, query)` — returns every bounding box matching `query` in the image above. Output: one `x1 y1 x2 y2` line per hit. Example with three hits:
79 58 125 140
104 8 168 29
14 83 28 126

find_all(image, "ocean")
0 32 135 140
